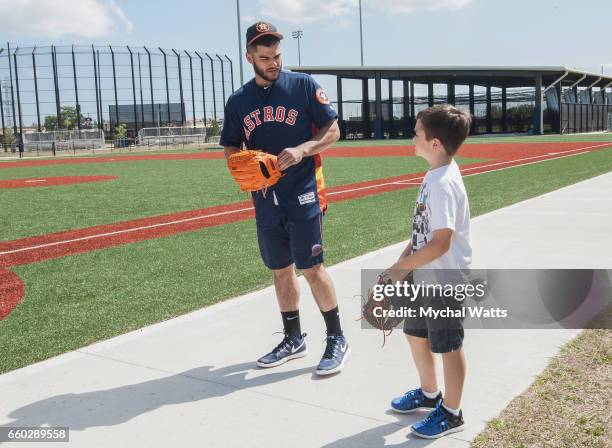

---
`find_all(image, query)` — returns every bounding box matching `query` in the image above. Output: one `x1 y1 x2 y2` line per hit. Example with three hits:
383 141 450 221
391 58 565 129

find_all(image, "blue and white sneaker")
390 388 442 413
256 333 307 368
410 401 465 439
315 334 350 376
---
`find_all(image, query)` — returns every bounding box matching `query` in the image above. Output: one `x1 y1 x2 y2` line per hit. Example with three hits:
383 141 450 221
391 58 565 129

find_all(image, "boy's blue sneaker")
390 388 442 413
410 401 465 439
257 333 307 368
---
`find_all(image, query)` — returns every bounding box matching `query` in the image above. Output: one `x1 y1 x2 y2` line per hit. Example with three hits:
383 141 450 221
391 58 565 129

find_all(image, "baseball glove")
360 272 407 347
227 150 282 193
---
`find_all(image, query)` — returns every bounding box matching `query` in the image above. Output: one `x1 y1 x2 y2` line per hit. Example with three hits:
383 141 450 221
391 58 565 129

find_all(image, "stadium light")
291 31 303 66
359 0 364 66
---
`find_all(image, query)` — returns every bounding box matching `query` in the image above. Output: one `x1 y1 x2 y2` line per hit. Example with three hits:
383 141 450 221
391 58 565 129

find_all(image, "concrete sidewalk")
1 172 611 447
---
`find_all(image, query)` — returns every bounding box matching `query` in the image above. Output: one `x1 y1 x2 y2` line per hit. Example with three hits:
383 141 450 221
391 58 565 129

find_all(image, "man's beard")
254 62 281 83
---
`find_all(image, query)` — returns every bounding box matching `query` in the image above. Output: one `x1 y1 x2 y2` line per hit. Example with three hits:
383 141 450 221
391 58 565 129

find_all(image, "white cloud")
368 0 474 14
257 0 357 25
0 0 133 38
255 0 473 24
106 0 133 33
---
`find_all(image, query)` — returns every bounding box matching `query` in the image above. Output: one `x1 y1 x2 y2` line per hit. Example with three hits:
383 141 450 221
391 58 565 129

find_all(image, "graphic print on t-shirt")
412 181 431 254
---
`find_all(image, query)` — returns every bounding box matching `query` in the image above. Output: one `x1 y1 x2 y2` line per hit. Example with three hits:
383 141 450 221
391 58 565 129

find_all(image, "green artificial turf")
333 133 612 146
0 156 483 241
0 147 611 373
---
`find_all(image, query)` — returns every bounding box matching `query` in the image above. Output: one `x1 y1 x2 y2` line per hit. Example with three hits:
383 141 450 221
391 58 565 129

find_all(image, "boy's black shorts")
401 271 465 353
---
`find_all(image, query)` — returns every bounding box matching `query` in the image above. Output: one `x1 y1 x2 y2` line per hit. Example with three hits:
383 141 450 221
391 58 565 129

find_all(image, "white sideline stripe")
462 150 592 178
327 142 609 196
0 142 609 257
460 143 609 172
24 179 47 183
0 207 254 256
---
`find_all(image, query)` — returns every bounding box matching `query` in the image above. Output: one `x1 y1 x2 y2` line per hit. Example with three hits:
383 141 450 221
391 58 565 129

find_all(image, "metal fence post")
72 45 81 130
144 47 154 126
51 45 62 129
138 52 144 127
127 46 139 134
216 54 226 111
109 45 119 132
96 49 104 130
0 48 5 143
13 48 24 148
195 51 208 127
172 49 186 125
205 53 217 121
224 55 235 93
32 46 41 131
159 48 171 125
185 51 196 127
8 42 19 137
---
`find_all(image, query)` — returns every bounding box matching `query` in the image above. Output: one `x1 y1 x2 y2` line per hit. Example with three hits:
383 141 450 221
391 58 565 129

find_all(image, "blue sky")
2 0 611 73
1 0 611 119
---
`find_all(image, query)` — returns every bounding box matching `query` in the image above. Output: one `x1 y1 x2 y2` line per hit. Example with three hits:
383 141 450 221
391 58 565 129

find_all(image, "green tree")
209 119 221 136
43 106 86 131
114 124 127 140
44 115 58 131
2 129 15 152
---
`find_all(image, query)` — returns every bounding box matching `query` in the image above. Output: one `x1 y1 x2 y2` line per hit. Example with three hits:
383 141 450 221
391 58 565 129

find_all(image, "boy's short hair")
247 35 281 53
417 104 472 156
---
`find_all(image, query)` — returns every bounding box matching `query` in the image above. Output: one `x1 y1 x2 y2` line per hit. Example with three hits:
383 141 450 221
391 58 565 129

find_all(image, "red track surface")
0 142 598 167
0 269 25 320
0 140 610 319
0 175 117 189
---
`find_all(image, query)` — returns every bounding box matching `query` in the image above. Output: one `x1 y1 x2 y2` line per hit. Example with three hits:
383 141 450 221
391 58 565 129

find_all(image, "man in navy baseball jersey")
221 21 349 376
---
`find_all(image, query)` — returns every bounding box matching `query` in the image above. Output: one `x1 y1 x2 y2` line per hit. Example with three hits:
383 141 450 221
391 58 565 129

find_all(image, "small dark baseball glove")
360 272 407 346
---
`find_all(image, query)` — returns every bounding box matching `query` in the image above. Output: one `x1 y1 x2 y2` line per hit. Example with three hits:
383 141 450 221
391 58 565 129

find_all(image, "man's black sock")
322 306 342 336
281 310 301 338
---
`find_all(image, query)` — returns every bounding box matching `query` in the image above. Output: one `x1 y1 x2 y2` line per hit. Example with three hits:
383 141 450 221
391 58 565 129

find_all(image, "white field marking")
459 143 610 173
327 143 610 197
392 181 422 185
462 150 594 179
24 179 47 183
327 176 423 195
1 142 610 257
0 207 254 256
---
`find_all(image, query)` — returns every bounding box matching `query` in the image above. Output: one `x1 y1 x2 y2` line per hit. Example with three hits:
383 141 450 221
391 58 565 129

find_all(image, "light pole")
292 30 303 66
236 0 244 85
359 0 364 66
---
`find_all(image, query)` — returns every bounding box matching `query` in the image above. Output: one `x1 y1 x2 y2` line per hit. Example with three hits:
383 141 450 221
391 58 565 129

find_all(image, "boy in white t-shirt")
384 104 472 439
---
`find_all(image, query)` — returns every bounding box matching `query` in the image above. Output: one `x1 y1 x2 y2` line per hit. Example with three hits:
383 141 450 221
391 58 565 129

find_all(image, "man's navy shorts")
256 212 324 270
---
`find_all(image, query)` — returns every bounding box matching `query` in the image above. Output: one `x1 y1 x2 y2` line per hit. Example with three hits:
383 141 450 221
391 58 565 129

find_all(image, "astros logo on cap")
256 22 270 32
